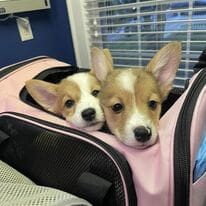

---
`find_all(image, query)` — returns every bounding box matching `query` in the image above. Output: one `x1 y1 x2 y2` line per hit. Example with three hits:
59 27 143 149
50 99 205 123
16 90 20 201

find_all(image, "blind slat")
112 56 198 63
88 18 206 28
114 64 192 72
92 40 206 44
90 30 206 37
85 0 187 12
108 49 201 54
87 7 206 20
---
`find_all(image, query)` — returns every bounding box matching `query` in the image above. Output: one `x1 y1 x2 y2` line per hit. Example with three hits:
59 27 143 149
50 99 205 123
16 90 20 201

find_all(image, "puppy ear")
146 41 181 100
25 79 58 112
90 47 113 82
103 48 113 66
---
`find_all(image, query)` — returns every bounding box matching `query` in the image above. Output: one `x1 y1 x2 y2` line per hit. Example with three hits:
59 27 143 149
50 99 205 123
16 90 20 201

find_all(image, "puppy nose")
82 108 96 121
133 126 151 143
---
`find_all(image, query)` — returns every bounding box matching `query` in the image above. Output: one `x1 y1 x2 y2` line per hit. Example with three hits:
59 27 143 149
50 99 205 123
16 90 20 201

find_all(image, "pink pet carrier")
0 56 205 206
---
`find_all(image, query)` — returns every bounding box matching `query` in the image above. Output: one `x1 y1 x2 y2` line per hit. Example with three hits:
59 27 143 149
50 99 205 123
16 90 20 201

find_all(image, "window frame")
66 0 91 68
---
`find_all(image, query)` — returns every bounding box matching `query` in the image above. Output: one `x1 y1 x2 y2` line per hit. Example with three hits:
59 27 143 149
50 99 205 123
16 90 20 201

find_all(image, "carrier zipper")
174 69 206 206
0 56 48 78
0 112 137 206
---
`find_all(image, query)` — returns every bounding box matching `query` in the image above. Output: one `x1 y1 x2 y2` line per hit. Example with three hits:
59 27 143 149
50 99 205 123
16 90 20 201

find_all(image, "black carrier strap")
74 172 112 206
0 129 10 145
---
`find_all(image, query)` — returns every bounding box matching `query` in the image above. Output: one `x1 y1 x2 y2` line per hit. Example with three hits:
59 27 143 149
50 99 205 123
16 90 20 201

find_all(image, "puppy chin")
66 119 104 132
135 136 158 149
116 132 158 149
83 121 104 131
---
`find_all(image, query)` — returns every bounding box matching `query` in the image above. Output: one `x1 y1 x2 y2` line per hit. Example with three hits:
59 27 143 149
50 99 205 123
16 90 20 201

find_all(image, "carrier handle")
0 129 10 144
73 172 112 206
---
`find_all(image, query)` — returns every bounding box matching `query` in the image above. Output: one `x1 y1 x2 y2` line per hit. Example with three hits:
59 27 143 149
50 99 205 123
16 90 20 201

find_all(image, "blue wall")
0 0 76 68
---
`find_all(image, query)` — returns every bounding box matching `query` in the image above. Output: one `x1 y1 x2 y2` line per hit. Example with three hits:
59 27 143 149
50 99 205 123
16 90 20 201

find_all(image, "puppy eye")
148 100 157 110
91 90 100 97
112 103 124 113
65 99 75 108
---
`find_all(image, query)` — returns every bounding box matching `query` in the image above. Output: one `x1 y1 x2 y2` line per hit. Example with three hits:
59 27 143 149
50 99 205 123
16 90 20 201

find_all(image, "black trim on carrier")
174 69 206 206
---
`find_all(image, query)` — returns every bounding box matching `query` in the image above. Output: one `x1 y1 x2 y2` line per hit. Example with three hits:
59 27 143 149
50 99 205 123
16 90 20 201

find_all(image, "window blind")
84 0 206 88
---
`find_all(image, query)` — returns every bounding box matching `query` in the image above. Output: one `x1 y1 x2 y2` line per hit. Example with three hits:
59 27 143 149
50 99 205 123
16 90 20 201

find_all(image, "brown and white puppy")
25 69 105 131
91 42 181 148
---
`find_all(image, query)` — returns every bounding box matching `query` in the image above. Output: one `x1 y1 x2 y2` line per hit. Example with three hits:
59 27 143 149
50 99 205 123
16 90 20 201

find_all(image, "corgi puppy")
25 69 105 131
91 42 181 148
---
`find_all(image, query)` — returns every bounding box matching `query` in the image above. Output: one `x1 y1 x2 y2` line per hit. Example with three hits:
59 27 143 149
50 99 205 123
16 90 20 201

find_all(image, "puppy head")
92 42 181 148
25 72 104 131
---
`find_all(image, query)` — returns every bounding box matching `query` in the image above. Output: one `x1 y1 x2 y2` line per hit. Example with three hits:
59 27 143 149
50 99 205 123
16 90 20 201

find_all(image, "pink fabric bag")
0 56 205 206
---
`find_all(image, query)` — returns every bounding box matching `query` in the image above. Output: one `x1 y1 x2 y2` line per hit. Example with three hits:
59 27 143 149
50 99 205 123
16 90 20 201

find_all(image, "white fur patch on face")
65 73 104 130
116 69 136 93
121 106 158 148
